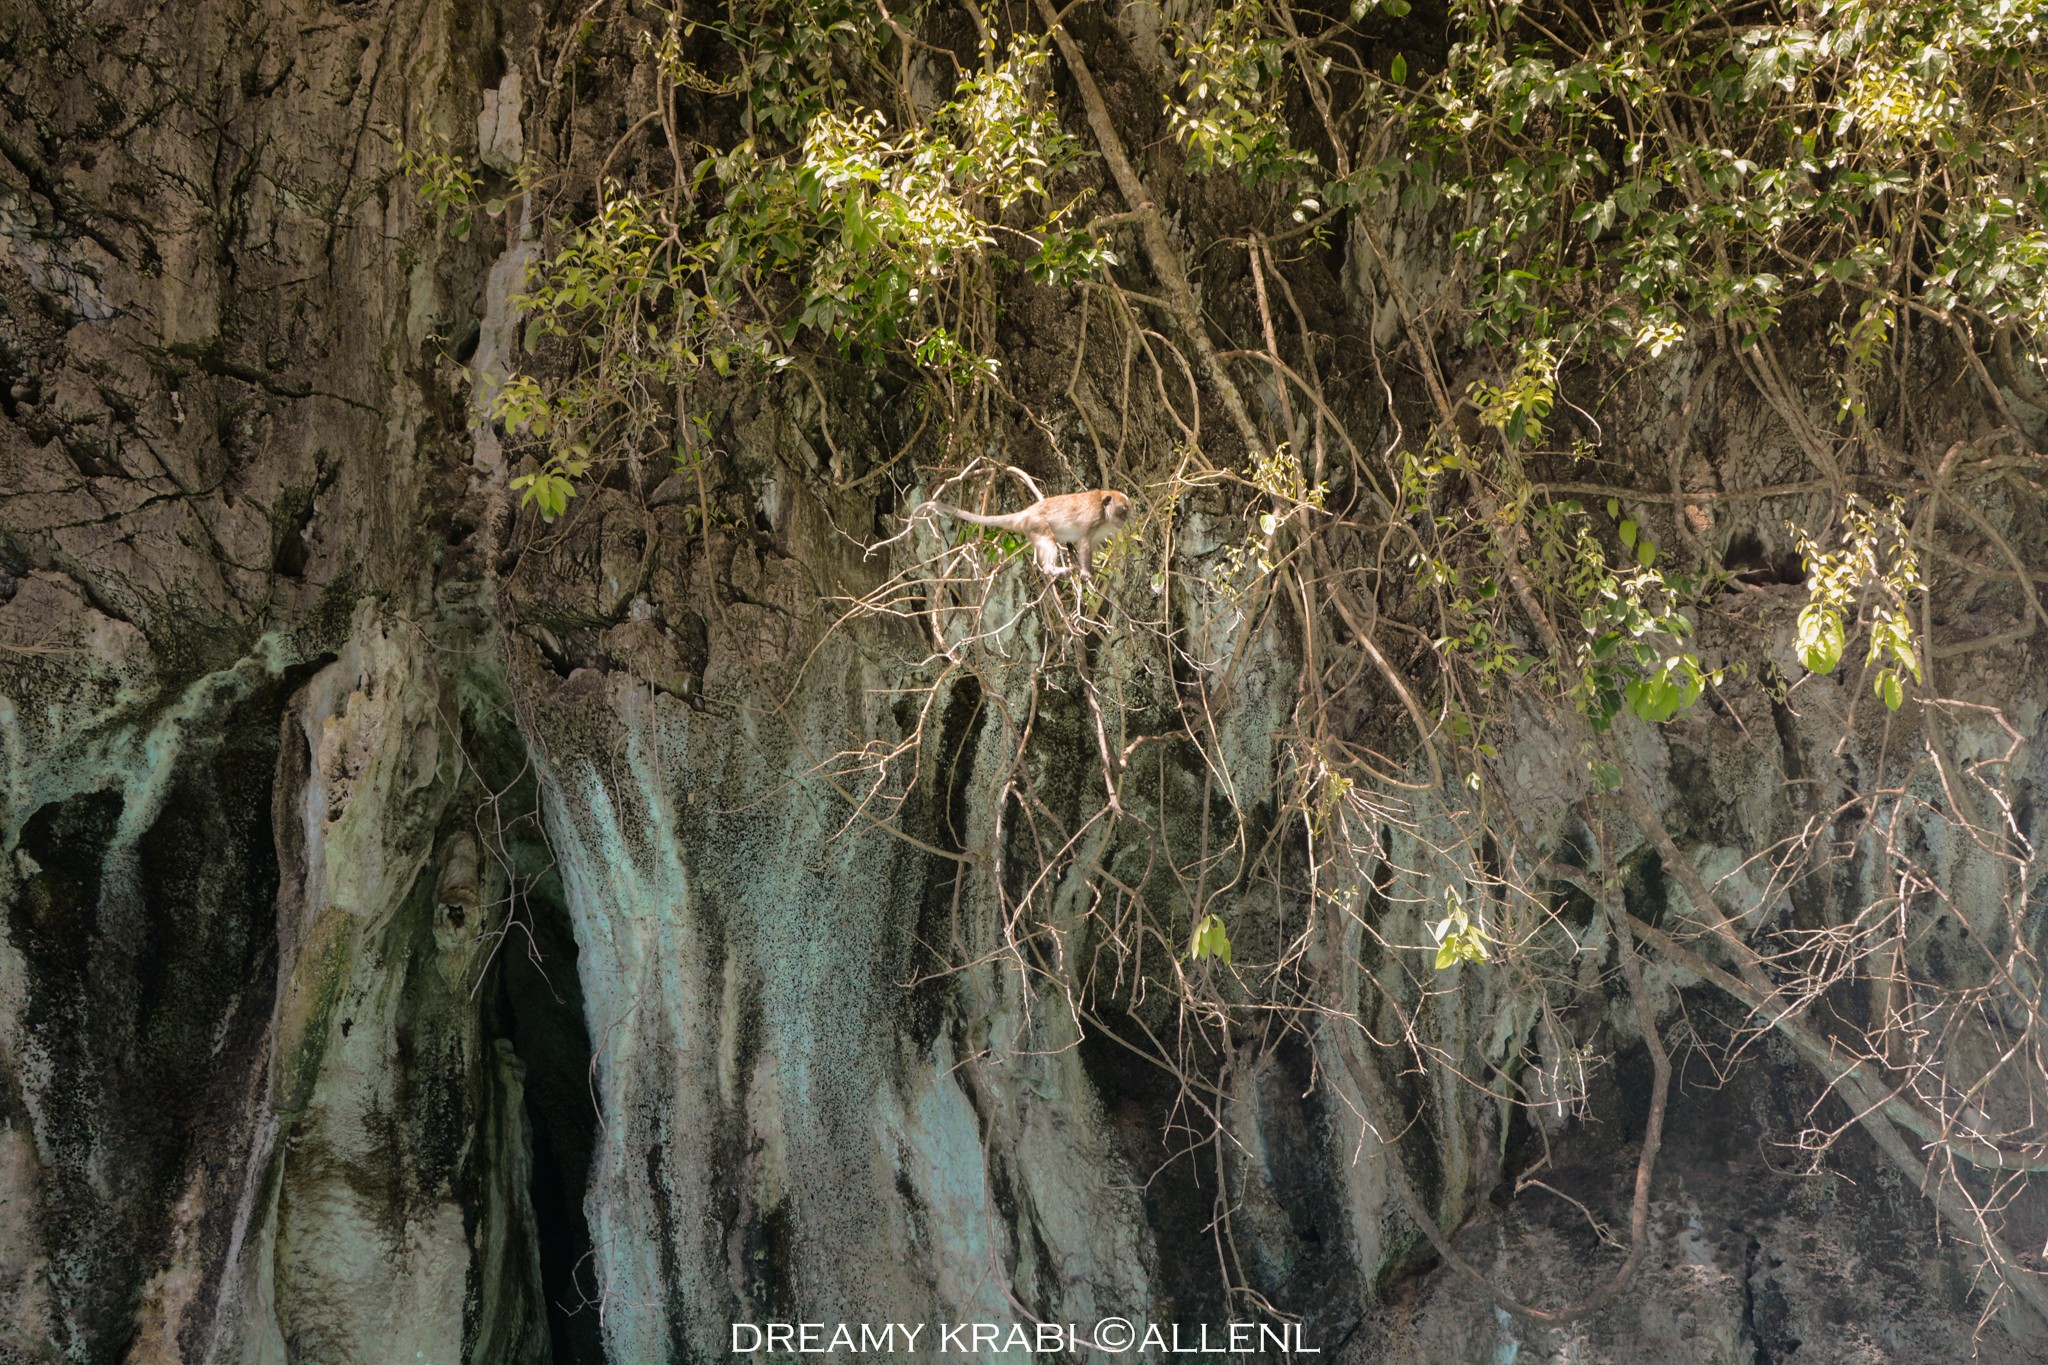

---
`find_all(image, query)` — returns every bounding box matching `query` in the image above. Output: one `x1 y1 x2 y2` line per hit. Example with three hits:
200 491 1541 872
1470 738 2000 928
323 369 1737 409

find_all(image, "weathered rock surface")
3 2 2045 1364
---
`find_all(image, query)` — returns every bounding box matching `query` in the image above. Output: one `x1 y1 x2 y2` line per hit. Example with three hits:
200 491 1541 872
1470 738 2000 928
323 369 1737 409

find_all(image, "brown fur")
927 489 1133 578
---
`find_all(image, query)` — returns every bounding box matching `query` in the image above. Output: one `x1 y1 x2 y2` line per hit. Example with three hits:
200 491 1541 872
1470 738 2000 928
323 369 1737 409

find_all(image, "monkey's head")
1099 490 1132 526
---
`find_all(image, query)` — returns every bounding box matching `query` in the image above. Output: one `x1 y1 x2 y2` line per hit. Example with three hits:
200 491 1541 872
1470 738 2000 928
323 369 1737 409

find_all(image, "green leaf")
1624 678 1658 721
1606 498 1621 519
1626 657 1705 723
1878 669 1904 710
1618 519 1638 549
1796 605 1845 675
1390 54 1408 84
1636 537 1657 568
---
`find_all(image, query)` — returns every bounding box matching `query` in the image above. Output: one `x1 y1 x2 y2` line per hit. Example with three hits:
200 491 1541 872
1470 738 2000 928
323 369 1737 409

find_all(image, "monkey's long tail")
924 502 1025 532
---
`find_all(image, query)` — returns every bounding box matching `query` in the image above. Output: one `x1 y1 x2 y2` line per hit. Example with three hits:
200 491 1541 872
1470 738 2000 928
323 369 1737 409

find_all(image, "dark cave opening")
492 848 604 1364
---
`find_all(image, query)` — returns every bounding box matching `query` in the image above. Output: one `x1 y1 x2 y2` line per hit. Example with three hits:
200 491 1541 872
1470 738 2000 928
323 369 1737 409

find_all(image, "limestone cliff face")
3 3 2045 1364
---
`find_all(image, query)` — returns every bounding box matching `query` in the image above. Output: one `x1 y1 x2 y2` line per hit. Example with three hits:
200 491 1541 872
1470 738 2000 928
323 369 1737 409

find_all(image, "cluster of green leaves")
1295 0 2022 814
395 138 489 240
407 3 1114 519
1792 495 1926 708
1430 889 1491 969
1186 0 2021 798
701 33 1097 359
1165 1 1324 216
1396 0 2048 377
1537 495 1717 729
1832 298 1896 421
948 521 1029 566
1402 447 1532 692
709 0 874 140
1405 446 1715 734
1189 912 1235 965
1469 342 1560 447
495 378 592 520
1214 442 1326 602
493 192 717 518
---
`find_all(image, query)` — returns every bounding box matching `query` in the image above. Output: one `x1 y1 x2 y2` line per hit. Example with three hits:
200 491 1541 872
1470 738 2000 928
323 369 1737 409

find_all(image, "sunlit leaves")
1215 443 1325 603
510 469 579 521
1791 496 1927 705
1190 914 1234 966
434 6 1112 517
1796 604 1846 674
1401 0 2048 399
1430 891 1489 970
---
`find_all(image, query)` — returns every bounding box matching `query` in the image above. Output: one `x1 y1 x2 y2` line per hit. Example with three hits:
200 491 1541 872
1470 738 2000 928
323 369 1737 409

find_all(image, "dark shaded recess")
1502 979 1667 1223
1617 844 1668 930
1610 1038 1657 1147
6 667 291 1363
1548 875 1597 933
643 1136 698 1365
457 670 604 1363
1742 1237 1799 1364
1079 1014 1228 1323
478 37 507 90
493 859 603 1363
269 457 336 579
905 672 984 1054
1722 530 1805 585
12 789 128 1362
1496 1087 1541 1211
1483 982 2016 1334
744 1199 798 1326
0 538 23 603
1252 1034 1362 1338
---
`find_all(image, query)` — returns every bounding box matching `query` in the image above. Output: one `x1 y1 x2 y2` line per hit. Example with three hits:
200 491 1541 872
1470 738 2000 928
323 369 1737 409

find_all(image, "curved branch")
1033 0 1269 468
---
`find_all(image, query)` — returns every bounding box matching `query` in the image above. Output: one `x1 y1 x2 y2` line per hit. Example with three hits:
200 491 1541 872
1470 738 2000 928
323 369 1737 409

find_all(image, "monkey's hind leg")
1032 536 1070 576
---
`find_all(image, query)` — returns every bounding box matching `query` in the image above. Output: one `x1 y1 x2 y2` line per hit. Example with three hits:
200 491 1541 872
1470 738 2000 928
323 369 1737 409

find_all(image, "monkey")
925 489 1132 578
